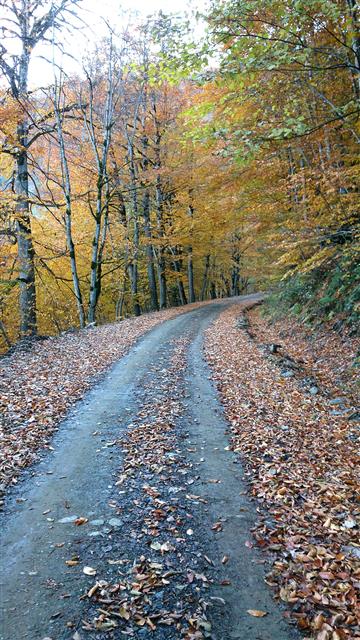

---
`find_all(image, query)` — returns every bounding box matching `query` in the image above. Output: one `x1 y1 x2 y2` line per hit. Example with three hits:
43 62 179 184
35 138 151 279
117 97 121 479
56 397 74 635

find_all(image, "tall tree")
81 33 119 324
51 78 85 328
0 0 81 336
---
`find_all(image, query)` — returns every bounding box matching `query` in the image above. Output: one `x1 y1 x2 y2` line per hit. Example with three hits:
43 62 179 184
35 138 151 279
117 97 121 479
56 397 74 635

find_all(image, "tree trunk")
87 177 110 324
231 265 240 296
86 36 115 324
15 141 37 336
157 255 167 309
54 93 85 328
155 181 167 309
171 252 187 306
87 196 102 324
143 189 159 311
128 261 141 316
64 203 85 328
150 91 168 310
127 139 141 316
15 43 37 337
140 97 159 311
187 247 195 303
130 213 141 316
230 240 241 297
200 255 210 300
94 197 110 311
116 272 127 320
186 201 195 303
155 146 167 309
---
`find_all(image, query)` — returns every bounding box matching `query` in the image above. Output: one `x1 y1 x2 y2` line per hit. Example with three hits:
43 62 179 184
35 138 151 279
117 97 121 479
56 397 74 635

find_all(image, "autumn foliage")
0 1 359 350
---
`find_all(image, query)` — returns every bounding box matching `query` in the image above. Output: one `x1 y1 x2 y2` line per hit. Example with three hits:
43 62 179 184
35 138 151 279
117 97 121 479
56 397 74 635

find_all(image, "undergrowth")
263 254 360 333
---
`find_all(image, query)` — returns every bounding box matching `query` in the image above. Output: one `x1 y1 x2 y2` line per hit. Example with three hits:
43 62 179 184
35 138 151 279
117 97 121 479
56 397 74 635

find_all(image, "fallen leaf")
247 610 268 617
87 583 99 598
119 606 130 620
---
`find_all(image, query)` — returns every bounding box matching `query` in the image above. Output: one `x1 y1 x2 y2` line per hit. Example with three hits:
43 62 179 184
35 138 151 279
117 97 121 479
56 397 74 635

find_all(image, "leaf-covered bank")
247 306 359 404
204 303 359 639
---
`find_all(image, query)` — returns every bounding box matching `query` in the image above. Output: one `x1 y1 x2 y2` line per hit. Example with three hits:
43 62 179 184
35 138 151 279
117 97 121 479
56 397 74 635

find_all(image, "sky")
26 0 208 86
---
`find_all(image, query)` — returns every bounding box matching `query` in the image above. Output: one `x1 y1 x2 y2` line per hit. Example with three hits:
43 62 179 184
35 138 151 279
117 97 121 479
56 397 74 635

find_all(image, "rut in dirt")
0 295 297 640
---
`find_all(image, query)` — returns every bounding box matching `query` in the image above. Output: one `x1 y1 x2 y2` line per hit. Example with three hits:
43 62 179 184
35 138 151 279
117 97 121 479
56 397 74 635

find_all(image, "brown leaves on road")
0 303 208 504
204 303 359 640
83 338 213 639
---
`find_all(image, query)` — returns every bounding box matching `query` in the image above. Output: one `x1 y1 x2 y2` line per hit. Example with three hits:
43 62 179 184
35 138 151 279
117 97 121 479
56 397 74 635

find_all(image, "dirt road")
0 296 297 640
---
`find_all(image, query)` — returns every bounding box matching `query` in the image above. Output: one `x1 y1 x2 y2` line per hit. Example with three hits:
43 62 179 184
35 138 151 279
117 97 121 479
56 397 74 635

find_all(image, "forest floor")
0 300 215 503
0 296 359 640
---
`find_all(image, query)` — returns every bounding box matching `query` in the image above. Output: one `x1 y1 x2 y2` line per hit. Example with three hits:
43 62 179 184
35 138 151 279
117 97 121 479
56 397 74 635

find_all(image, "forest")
1 3 359 640
0 0 359 350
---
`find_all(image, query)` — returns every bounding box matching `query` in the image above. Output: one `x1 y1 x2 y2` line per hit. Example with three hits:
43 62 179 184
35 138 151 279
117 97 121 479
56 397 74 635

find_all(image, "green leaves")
269 119 308 140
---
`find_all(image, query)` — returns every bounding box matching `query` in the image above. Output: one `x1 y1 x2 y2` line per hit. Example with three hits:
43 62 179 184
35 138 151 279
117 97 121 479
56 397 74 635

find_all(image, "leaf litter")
4 297 358 638
0 303 209 505
82 337 215 639
204 303 360 639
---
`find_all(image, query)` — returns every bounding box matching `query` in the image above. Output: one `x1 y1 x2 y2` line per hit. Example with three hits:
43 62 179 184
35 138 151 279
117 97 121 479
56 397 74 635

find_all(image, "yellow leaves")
0 94 22 140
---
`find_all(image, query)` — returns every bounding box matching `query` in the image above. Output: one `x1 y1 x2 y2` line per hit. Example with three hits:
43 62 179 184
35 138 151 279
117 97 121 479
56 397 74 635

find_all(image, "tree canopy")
0 0 359 349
